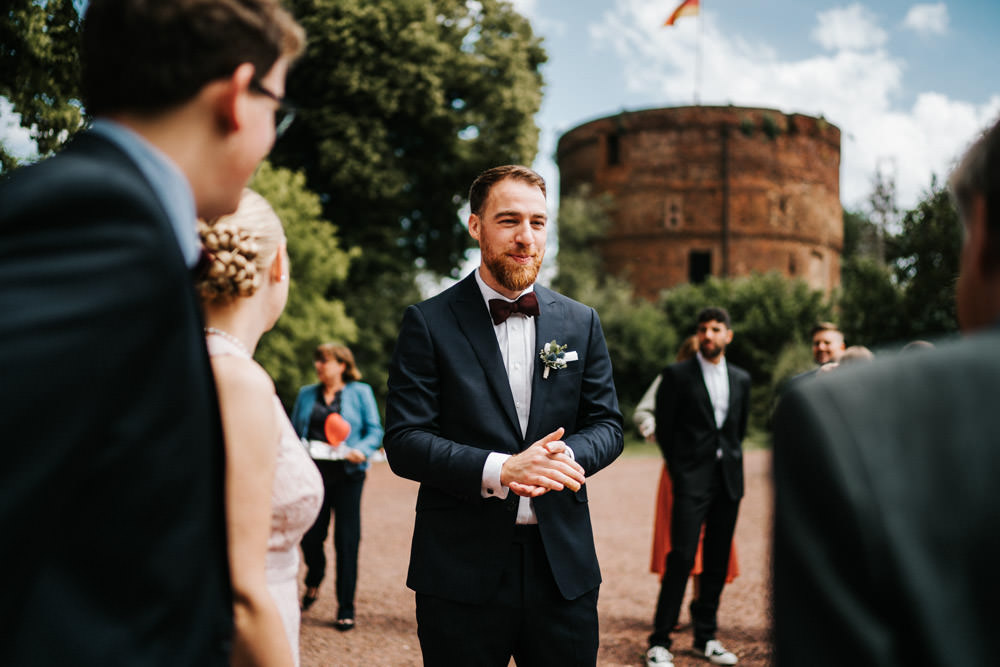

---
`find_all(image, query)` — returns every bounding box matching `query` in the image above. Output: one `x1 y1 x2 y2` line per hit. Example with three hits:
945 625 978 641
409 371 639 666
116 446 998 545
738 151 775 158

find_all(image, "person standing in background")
647 308 750 667
293 343 384 631
634 336 739 612
0 2 304 665
198 189 323 667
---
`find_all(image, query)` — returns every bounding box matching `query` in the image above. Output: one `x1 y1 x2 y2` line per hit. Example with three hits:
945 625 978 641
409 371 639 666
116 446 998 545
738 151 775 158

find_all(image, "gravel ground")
299 450 774 666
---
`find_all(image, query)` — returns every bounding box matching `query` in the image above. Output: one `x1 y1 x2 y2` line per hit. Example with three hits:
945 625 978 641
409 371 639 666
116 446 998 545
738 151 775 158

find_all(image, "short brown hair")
951 116 1000 257
82 0 305 116
314 343 362 383
468 165 546 217
810 321 841 338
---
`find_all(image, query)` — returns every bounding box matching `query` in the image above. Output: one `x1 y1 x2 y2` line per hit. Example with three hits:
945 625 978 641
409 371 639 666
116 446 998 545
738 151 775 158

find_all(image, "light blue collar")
89 119 200 267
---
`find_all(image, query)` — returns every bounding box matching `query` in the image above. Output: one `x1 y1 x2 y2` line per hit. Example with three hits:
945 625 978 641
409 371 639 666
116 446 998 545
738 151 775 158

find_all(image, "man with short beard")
646 307 751 667
384 165 623 666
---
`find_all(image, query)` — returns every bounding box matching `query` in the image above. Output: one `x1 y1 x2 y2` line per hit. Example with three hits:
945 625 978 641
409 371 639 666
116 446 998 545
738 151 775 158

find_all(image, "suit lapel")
689 357 717 428
449 275 522 438
525 286 559 442
724 363 741 427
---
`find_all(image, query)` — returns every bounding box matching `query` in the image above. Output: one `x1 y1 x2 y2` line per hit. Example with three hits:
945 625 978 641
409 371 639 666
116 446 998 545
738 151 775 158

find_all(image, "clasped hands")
500 427 586 498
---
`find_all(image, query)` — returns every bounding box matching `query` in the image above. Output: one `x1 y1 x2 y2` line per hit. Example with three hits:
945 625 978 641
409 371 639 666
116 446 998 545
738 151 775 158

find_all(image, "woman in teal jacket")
292 343 383 630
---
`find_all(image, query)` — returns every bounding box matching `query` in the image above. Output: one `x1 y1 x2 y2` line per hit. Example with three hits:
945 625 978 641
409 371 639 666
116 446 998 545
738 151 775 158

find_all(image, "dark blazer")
0 132 232 665
384 273 624 603
773 329 1000 667
654 356 750 500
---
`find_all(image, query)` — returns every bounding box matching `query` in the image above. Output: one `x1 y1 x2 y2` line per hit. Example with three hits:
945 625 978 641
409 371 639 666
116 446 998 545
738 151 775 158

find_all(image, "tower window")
689 251 711 284
607 134 620 166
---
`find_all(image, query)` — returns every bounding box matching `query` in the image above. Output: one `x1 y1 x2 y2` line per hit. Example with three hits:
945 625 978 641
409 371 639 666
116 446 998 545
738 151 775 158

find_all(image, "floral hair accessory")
539 339 568 379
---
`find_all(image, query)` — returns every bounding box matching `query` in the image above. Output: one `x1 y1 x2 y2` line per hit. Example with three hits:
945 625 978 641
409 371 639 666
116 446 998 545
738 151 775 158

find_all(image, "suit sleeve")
654 365 679 464
384 304 492 501
772 385 892 666
559 307 624 476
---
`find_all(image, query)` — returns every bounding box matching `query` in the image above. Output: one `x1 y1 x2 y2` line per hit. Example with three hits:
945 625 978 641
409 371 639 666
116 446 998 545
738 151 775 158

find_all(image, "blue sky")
517 0 1000 213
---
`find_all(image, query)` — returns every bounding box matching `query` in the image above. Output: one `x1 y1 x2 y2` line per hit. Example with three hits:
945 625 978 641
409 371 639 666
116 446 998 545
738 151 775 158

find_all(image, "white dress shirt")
696 351 730 428
696 351 729 459
474 270 540 524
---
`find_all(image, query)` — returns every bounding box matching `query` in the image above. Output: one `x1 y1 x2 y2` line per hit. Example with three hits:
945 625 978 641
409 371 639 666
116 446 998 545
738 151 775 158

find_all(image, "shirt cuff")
481 452 511 499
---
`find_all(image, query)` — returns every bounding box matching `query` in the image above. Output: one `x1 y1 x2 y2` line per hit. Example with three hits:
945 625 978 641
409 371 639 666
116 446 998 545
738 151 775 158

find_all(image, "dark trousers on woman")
301 460 366 619
650 463 740 650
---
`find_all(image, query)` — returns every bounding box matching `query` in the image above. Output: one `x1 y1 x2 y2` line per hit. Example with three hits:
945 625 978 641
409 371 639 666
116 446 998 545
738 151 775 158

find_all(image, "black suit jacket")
384 273 623 603
773 329 1000 666
654 357 750 500
0 132 232 665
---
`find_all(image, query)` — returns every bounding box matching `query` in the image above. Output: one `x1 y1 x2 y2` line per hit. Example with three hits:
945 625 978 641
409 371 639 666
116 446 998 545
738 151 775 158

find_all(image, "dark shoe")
333 617 355 632
301 587 319 611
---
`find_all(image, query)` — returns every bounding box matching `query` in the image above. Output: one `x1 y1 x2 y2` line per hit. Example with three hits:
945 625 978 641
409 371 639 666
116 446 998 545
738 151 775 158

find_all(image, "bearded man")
384 165 624 666
645 307 751 667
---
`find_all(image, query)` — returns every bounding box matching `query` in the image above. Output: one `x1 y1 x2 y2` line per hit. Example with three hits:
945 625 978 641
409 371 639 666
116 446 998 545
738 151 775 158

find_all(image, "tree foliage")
0 0 83 173
275 0 546 276
887 179 961 337
250 161 356 408
839 179 961 346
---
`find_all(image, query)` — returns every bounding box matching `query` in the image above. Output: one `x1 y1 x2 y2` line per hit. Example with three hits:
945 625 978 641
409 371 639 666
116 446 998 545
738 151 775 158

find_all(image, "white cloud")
812 3 888 52
902 3 949 36
0 97 37 162
585 0 998 211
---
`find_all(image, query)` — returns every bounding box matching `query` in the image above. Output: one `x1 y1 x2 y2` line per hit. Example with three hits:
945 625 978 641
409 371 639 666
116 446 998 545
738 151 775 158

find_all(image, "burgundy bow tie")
488 292 540 325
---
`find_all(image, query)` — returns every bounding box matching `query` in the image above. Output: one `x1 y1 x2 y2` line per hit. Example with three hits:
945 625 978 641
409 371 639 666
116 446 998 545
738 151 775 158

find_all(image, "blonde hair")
196 189 285 304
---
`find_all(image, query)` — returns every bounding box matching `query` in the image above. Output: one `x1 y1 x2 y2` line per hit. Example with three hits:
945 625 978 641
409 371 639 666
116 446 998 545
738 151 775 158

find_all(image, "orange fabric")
664 0 699 26
650 463 739 582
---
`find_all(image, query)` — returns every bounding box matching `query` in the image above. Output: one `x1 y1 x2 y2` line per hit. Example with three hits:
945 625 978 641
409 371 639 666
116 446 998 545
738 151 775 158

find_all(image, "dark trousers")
300 460 365 618
416 525 600 667
650 463 740 650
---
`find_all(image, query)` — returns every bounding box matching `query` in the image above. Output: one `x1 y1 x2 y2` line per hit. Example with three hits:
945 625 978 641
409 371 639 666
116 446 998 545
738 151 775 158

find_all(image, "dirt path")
300 450 774 666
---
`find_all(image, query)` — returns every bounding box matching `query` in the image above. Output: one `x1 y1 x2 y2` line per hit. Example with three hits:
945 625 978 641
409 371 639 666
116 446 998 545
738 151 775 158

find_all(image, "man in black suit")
773 117 1000 666
0 2 303 665
385 165 624 666
647 307 750 667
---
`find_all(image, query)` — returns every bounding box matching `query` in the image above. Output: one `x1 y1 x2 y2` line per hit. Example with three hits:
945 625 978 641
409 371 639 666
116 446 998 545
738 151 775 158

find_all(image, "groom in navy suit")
385 165 624 666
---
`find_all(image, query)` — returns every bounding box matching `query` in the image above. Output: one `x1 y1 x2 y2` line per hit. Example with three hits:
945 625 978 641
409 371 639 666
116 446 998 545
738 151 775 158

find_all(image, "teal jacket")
290 381 384 473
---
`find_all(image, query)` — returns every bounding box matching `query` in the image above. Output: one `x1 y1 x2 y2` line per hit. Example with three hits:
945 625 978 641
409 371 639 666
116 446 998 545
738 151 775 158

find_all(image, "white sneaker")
646 645 674 667
703 639 738 665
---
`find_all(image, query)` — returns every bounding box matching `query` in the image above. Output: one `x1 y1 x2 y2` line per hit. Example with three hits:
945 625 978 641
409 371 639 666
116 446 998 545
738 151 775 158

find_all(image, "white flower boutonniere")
539 339 568 379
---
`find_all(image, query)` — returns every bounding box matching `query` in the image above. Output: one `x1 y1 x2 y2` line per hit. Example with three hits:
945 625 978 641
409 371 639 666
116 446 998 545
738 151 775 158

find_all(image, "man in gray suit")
773 115 1000 666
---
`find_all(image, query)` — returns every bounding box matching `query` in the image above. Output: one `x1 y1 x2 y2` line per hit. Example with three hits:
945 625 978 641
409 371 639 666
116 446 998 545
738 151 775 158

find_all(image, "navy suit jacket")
0 132 232 665
654 356 751 501
384 273 624 603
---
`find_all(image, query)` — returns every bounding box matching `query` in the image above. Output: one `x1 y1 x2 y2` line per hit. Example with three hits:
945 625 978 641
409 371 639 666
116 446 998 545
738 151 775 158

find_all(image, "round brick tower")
556 106 842 299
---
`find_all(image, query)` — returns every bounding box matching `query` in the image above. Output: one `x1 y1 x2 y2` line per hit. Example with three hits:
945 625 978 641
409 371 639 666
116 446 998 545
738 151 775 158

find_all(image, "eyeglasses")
249 79 296 138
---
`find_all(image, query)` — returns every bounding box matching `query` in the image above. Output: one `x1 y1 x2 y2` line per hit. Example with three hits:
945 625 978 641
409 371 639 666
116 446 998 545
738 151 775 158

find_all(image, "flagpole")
694 0 702 105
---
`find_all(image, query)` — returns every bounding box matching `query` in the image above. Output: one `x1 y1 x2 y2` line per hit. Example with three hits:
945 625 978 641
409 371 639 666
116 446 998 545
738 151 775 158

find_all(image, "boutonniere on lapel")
539 339 579 379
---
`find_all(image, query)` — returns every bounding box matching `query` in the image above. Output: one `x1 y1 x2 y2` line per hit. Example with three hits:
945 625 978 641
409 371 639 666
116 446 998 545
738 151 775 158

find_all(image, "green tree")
250 161 357 408
0 0 83 173
274 0 547 403
275 0 545 275
837 255 903 347
888 179 961 337
658 273 832 432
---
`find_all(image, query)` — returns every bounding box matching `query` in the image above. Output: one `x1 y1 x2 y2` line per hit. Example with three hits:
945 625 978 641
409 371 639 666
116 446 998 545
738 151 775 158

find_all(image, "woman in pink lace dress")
196 189 323 667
